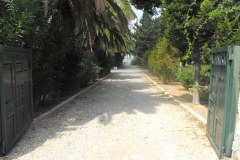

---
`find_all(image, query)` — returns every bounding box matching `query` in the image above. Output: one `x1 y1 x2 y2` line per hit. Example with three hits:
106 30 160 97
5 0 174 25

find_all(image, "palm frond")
114 0 136 21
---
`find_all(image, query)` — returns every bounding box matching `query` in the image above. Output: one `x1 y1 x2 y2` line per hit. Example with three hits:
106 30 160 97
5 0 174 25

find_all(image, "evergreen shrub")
148 38 179 82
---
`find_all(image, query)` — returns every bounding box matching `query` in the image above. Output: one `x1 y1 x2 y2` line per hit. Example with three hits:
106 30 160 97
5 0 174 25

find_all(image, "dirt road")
3 66 218 160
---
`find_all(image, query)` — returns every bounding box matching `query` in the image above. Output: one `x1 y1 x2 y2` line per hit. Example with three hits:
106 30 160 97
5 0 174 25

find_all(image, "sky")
130 5 143 32
132 6 143 22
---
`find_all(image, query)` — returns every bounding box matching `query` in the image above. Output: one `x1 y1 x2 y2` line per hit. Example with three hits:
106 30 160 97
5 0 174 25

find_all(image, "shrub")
200 65 211 86
114 52 125 67
176 65 211 89
176 65 194 88
199 86 209 103
148 38 179 82
77 52 102 86
188 86 209 103
131 57 143 65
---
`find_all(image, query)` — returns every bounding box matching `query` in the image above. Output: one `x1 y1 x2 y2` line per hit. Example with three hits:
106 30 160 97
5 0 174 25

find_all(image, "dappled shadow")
4 65 180 159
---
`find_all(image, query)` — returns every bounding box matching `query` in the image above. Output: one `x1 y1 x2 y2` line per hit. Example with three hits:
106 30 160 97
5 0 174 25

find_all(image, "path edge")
34 73 111 122
142 72 207 124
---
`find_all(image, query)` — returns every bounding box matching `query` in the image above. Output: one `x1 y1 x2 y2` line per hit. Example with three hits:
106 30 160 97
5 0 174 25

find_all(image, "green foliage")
211 1 240 47
0 0 131 108
133 12 163 58
199 86 209 103
131 57 143 65
176 65 194 89
200 65 211 86
123 36 135 54
148 38 179 82
0 0 39 47
162 0 240 62
130 0 162 15
131 0 240 103
188 86 209 103
113 52 125 67
176 65 211 89
77 52 102 86
115 0 136 20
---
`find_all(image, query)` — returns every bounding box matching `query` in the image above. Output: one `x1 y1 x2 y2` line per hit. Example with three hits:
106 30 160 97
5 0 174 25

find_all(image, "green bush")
131 57 143 65
200 65 211 86
114 52 125 67
188 86 209 103
176 65 211 89
199 86 209 102
78 52 102 86
176 65 194 88
0 0 39 47
148 38 179 82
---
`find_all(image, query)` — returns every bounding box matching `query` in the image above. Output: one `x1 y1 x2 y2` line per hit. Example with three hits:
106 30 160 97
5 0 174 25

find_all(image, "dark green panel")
215 119 223 149
3 64 13 103
0 45 33 154
207 46 240 159
208 111 214 136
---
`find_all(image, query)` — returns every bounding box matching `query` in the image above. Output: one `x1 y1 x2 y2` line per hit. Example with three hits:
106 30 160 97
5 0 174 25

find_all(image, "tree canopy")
131 0 240 104
0 0 134 108
130 0 162 14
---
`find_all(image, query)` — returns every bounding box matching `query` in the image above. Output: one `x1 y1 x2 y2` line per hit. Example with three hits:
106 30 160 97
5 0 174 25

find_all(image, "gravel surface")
2 66 218 160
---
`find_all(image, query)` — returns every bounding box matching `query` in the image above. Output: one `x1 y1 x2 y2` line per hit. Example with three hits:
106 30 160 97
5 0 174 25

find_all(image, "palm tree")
44 0 135 50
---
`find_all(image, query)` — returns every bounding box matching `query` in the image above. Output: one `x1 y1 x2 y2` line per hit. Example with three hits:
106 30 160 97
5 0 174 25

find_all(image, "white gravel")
2 66 218 160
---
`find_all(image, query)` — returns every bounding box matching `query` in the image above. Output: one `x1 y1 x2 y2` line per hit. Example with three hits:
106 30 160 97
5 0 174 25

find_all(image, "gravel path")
3 66 218 160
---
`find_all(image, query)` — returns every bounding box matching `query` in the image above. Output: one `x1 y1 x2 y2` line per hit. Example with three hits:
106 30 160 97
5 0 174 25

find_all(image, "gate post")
232 97 240 159
232 46 240 159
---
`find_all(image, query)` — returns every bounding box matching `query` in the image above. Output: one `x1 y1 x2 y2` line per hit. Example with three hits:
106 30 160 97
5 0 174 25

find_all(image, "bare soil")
142 69 208 120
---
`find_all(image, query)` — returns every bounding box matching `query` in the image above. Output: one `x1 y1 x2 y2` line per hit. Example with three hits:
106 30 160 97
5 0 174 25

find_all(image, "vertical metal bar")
0 45 3 153
30 51 33 120
224 46 240 157
219 47 230 158
0 46 7 154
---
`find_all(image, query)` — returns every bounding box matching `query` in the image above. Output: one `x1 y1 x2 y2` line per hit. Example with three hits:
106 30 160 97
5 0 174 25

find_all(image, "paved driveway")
3 66 218 160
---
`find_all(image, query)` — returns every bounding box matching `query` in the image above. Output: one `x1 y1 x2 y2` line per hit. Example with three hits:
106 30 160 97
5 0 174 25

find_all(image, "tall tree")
130 0 162 14
166 0 240 104
132 0 240 104
133 12 162 57
44 0 135 50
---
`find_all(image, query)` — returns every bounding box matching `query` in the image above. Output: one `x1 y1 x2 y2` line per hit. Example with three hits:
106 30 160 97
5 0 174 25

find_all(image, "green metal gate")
207 46 240 158
0 45 33 154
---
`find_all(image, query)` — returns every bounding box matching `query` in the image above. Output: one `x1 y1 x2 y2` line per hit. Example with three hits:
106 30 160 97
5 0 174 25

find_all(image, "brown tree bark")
193 52 201 105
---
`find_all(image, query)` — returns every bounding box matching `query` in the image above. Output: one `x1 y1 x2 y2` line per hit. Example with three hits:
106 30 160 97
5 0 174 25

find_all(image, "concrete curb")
142 72 207 124
34 73 111 122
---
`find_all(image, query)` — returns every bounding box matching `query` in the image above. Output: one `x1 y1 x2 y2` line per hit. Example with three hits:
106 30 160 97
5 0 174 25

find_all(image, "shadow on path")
5 65 181 159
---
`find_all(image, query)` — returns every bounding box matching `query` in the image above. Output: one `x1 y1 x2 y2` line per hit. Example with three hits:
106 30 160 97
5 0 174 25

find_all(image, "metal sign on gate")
207 46 240 158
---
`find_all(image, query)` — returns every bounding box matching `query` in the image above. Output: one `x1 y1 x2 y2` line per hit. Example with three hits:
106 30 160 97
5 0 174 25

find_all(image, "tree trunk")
193 56 201 104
